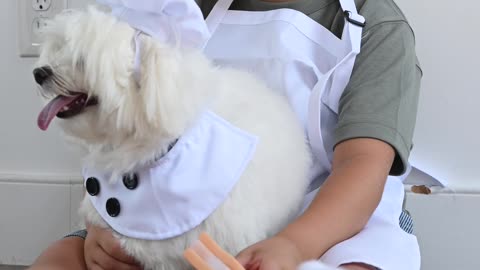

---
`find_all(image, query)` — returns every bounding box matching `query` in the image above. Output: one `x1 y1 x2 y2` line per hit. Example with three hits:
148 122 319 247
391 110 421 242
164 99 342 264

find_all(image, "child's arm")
278 137 395 260
236 138 395 267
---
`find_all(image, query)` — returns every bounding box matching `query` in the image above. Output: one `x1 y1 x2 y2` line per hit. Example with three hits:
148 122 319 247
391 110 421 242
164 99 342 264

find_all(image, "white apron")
202 0 420 269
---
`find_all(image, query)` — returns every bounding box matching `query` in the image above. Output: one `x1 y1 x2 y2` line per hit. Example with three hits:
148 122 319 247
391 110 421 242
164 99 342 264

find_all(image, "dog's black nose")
33 66 53 85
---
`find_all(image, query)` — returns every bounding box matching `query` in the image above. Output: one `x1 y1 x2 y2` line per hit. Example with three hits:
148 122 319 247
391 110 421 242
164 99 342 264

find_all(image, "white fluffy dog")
33 6 337 270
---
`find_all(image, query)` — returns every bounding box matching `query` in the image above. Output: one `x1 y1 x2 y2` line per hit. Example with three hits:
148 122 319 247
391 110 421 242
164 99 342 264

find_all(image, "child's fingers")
235 247 255 268
244 259 262 270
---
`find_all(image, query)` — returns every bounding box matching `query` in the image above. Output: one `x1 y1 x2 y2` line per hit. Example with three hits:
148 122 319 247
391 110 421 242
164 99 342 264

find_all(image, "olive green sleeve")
334 21 422 175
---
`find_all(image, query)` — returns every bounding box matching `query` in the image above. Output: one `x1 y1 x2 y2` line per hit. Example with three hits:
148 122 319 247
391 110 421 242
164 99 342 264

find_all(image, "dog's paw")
298 260 341 270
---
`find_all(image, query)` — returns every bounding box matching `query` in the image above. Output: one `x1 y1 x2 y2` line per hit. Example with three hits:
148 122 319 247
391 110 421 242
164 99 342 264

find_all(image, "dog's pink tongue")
37 94 82 131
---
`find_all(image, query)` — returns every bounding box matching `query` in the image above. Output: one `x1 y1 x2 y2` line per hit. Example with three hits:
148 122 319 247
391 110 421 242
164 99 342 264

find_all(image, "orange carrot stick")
184 248 214 270
199 233 245 270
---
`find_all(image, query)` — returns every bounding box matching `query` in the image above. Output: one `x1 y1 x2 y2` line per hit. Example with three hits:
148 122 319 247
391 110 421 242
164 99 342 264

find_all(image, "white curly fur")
32 5 338 270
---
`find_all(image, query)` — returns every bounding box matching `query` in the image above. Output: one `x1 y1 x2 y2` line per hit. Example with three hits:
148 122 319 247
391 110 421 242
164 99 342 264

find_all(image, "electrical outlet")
32 0 52 11
17 0 68 57
32 17 49 35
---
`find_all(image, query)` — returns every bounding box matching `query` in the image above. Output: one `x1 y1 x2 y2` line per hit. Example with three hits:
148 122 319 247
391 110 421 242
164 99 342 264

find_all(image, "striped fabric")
64 229 88 239
399 210 414 234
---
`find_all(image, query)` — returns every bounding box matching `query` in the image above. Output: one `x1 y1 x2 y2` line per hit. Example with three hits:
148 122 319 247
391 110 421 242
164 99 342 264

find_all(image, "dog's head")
33 6 212 154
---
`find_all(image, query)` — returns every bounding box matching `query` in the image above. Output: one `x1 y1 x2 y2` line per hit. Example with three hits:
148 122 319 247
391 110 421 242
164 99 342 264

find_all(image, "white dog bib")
83 110 258 240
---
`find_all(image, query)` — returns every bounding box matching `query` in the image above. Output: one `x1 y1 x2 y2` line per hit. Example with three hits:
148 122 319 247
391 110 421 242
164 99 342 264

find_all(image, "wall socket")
32 0 52 11
17 0 68 57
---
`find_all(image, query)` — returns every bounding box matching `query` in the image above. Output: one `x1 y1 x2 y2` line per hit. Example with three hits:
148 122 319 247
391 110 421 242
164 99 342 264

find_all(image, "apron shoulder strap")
308 0 366 167
339 0 365 54
204 0 234 39
339 0 365 24
324 0 366 114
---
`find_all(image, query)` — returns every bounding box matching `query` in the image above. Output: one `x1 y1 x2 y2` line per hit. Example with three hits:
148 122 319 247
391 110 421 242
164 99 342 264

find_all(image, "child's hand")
84 223 142 270
236 235 304 270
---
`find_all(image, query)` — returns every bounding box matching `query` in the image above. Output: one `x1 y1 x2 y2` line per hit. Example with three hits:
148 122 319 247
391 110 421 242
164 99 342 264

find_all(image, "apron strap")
339 0 366 32
308 0 365 168
326 0 365 114
204 0 234 40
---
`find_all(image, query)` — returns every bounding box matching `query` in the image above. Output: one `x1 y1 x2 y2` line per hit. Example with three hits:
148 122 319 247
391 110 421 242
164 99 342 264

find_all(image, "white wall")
1 0 96 182
0 1 84 182
1 0 479 268
405 193 480 270
394 0 480 191
0 0 91 266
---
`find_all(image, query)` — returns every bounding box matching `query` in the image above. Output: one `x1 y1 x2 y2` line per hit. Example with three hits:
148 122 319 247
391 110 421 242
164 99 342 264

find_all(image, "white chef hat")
96 0 210 49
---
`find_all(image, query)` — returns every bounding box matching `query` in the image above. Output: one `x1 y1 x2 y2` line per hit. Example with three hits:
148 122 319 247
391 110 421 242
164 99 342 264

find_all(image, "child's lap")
318 177 420 270
65 179 418 270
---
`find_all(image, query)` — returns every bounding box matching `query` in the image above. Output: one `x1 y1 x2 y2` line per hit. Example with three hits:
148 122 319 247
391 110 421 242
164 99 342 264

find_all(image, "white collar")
83 110 258 240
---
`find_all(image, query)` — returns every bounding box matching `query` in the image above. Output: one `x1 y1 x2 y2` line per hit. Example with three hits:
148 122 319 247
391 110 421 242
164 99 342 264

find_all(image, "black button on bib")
86 177 100 196
123 173 139 190
106 198 121 217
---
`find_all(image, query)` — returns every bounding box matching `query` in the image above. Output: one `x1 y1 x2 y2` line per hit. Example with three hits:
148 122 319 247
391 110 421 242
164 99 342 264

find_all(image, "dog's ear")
135 36 209 137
